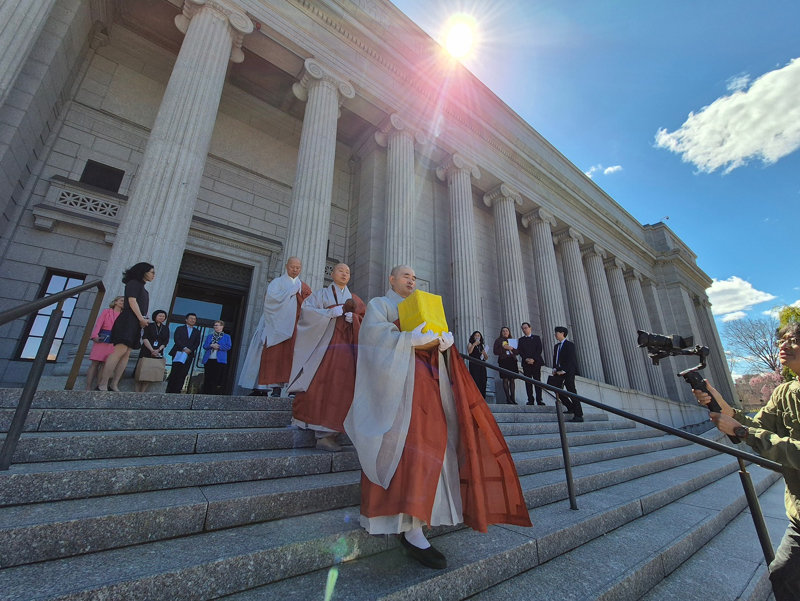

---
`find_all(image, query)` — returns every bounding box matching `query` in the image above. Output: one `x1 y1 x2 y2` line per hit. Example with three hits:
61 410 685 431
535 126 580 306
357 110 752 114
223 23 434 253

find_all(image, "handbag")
135 357 166 382
98 329 113 343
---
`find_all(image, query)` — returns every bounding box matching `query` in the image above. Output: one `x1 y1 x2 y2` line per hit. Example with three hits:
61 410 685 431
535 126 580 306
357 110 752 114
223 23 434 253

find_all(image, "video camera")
636 330 739 443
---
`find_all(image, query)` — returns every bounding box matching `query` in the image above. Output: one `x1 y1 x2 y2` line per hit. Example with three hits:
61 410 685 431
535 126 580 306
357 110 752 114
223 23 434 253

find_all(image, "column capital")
292 58 356 104
580 242 606 259
175 0 253 63
436 153 480 182
483 183 521 208
624 268 642 282
554 227 584 247
521 206 556 229
374 113 425 147
603 256 626 272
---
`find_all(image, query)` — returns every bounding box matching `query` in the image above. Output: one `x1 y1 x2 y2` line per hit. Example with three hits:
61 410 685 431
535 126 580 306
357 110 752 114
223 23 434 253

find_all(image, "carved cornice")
292 58 356 103
483 183 522 208
435 153 480 182
175 0 254 63
521 207 557 229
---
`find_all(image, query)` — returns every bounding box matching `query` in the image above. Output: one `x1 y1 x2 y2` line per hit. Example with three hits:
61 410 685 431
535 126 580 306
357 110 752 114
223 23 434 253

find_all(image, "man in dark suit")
518 322 545 405
550 326 582 422
166 313 201 393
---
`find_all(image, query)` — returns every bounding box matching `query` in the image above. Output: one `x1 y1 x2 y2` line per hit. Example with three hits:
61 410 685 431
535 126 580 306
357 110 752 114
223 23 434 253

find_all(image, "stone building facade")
0 0 734 406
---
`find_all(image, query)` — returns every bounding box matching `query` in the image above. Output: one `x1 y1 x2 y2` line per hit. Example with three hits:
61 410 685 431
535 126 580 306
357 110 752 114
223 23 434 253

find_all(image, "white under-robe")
237 273 304 389
344 289 463 534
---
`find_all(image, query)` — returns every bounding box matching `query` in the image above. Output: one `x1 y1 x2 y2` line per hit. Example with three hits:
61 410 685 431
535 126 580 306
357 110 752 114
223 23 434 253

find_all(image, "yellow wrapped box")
398 290 449 335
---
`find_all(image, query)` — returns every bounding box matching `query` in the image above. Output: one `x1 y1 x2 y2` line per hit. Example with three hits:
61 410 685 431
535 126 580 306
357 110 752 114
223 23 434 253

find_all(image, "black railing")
0 279 105 470
462 353 781 565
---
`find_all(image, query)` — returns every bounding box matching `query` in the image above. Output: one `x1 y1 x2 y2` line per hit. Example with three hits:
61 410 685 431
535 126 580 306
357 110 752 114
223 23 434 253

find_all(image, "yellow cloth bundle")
398 290 449 335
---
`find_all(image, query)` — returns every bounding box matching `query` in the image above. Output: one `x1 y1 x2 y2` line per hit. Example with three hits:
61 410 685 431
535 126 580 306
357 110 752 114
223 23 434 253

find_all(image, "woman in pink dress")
85 296 124 390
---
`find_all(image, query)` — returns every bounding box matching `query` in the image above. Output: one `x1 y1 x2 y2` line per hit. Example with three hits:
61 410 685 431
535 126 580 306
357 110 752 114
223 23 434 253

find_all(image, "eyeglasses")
775 336 800 348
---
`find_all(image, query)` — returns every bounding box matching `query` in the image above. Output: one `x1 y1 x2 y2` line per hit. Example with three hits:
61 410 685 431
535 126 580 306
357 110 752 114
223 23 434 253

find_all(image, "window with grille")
17 270 86 361
79 160 124 193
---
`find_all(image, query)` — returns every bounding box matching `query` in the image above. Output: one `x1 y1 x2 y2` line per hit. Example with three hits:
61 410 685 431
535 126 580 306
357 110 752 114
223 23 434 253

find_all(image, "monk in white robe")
288 263 365 451
238 257 311 395
344 266 531 570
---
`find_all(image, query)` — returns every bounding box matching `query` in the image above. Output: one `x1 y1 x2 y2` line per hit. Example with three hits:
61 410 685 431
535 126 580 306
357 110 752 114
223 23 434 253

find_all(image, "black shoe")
536 401 545 406
248 390 268 397
570 415 584 422
400 534 447 569
270 387 282 398
526 401 535 406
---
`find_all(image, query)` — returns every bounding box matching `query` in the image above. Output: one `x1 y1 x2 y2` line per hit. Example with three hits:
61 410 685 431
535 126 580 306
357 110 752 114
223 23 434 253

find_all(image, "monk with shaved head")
288 263 365 451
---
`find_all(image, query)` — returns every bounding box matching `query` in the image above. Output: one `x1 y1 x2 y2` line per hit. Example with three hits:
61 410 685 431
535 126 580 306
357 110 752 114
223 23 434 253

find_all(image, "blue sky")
391 0 800 363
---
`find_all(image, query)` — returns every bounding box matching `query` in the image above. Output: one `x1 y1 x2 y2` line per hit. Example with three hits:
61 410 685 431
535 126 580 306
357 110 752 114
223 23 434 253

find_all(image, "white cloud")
584 164 623 179
584 164 601 178
706 276 776 315
655 57 800 173
763 307 780 318
726 73 750 92
722 311 747 322
793 299 800 308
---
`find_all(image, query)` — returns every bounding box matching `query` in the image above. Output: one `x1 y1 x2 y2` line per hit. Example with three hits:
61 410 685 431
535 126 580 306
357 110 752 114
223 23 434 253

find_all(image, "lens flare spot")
444 14 477 59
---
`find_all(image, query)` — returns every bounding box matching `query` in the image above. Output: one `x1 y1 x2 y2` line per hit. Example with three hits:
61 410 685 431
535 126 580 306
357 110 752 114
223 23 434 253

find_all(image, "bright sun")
444 14 477 59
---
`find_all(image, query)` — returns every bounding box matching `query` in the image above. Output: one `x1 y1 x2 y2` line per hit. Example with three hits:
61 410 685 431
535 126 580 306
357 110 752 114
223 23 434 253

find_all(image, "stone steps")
1 450 758 601
0 389 783 601
208 458 782 601
0 435 698 567
466 466 782 601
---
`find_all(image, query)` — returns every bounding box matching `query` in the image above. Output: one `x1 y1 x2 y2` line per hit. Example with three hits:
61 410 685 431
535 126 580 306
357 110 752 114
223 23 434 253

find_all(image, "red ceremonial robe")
360 343 532 532
258 282 312 385
292 294 366 432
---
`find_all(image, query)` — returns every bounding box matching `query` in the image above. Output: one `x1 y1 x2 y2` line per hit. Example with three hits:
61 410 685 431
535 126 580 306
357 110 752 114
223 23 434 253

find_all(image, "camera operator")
694 322 800 601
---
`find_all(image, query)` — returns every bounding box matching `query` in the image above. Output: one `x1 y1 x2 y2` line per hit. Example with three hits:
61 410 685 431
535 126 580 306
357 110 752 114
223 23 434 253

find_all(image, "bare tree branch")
723 317 780 372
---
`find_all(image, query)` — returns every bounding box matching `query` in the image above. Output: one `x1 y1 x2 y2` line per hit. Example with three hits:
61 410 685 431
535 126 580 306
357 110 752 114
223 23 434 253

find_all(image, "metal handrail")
0 279 105 470
462 353 779 564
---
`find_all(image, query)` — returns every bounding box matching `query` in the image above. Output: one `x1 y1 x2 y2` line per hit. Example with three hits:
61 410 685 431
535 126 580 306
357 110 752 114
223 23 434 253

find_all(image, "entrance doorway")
167 254 252 394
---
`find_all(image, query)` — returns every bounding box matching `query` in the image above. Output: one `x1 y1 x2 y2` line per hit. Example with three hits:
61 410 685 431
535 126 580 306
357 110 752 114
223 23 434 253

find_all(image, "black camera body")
636 329 739 443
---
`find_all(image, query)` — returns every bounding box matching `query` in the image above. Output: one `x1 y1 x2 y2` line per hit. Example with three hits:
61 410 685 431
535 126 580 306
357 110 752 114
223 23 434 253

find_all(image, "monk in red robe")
288 263 365 451
344 265 531 570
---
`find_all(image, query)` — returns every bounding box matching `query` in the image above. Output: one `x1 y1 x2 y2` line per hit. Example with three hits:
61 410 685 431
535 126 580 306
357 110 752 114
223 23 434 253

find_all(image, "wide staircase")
0 388 786 601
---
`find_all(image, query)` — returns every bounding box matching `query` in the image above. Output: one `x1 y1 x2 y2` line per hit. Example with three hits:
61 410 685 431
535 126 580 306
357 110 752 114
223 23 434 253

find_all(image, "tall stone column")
582 243 629 387
605 258 650 392
284 59 355 289
523 207 566 365
484 184 527 332
436 154 481 347
641 278 681 400
625 270 669 397
554 229 604 381
103 0 253 312
374 114 421 269
694 297 736 401
0 0 56 106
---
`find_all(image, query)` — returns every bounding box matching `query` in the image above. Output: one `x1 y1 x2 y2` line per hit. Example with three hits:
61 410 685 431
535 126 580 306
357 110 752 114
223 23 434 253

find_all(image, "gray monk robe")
288 284 365 433
344 289 531 535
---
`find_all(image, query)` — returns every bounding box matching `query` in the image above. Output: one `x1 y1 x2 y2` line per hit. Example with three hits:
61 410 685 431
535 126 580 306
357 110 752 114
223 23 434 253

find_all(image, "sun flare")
443 14 477 59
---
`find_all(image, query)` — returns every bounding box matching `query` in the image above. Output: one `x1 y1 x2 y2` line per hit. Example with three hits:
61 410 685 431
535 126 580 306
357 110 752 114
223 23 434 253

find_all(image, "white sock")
403 526 430 549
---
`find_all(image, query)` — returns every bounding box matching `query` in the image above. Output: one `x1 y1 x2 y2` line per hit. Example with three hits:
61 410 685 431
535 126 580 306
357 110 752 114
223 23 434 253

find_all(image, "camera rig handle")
678 364 741 444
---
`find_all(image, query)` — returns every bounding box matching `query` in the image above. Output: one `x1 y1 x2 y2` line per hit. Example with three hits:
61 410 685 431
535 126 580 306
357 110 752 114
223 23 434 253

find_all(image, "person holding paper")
493 326 519 404
288 263 365 451
344 265 531 570
166 313 201 393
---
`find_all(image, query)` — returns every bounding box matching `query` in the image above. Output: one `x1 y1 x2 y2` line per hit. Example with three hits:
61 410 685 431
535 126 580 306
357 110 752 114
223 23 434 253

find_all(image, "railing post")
0 299 64 470
65 287 106 390
737 458 775 565
555 397 578 510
